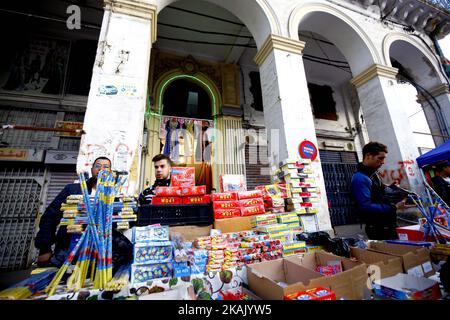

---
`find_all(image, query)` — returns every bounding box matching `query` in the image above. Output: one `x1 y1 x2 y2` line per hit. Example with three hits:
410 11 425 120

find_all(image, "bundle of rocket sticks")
45 171 127 296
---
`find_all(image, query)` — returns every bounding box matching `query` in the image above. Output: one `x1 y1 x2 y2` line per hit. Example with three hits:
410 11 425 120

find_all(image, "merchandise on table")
182 195 211 204
131 263 172 283
315 261 343 276
219 174 247 192
151 197 183 205
133 241 173 265
133 225 170 243
284 287 336 300
155 186 182 197
180 185 207 196
214 208 241 219
171 167 195 186
240 205 266 216
211 192 238 201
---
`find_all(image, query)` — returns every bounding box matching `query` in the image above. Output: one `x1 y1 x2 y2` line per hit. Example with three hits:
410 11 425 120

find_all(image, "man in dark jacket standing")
351 142 413 240
35 157 112 267
138 154 173 205
431 161 450 205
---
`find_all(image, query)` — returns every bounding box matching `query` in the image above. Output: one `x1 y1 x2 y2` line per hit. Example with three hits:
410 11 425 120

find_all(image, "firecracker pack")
170 167 195 186
315 261 342 276
155 186 182 197
180 185 206 196
239 198 264 207
284 288 336 300
133 225 170 243
214 208 241 219
133 241 173 265
219 174 247 192
211 192 238 201
237 190 263 200
151 197 183 205
240 204 265 216
182 195 211 204
131 263 172 283
213 200 240 210
250 214 278 227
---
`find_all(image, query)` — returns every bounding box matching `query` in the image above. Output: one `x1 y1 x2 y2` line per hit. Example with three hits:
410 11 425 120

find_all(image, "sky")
398 36 449 154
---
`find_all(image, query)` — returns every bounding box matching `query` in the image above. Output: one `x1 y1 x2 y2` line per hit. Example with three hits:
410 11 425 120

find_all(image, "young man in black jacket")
431 161 450 205
139 154 173 205
35 157 112 267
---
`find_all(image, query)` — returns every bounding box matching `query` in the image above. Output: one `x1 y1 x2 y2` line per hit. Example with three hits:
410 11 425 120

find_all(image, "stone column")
77 0 157 195
351 64 424 193
255 34 332 232
418 83 450 146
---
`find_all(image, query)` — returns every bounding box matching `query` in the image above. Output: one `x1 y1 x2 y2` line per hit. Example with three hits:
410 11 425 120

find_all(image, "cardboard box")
151 197 183 205
211 192 238 202
350 247 403 279
247 258 326 300
213 201 240 210
169 225 212 241
241 205 265 216
239 198 264 207
182 195 211 204
213 216 252 233
214 208 241 219
237 190 264 200
285 252 368 300
367 242 435 277
373 273 441 300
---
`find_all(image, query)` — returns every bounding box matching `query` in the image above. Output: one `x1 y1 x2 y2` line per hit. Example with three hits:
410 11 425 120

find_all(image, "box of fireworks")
131 262 173 283
350 247 403 279
155 186 182 197
285 252 368 300
169 225 212 241
170 167 195 186
242 234 271 242
213 201 240 210
284 287 336 300
271 207 286 213
366 242 435 277
151 197 183 205
306 207 319 214
283 241 307 252
395 225 426 242
133 225 170 243
247 258 328 300
211 192 238 201
241 205 266 217
134 241 173 265
237 190 263 200
180 185 206 196
214 208 241 219
373 273 441 300
250 213 278 227
220 174 247 192
182 195 211 205
308 197 320 203
239 198 264 207
277 213 299 222
282 222 301 229
315 261 343 276
173 262 191 278
255 223 288 233
255 185 270 197
213 216 253 233
306 246 323 253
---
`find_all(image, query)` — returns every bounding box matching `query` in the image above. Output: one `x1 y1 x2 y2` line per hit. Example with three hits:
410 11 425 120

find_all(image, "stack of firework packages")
131 225 173 284
60 195 137 232
212 190 265 219
256 184 288 214
238 233 283 265
279 159 319 215
194 235 238 273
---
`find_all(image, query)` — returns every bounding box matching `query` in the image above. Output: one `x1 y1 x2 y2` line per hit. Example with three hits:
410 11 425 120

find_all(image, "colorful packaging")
213 201 240 210
173 262 191 278
255 185 270 197
155 186 182 197
151 197 183 205
133 225 170 243
239 198 264 207
133 241 173 265
182 195 211 204
284 288 336 300
171 167 195 186
131 263 172 283
219 175 247 192
237 190 263 200
214 208 241 219
211 192 238 202
180 185 206 196
240 205 265 216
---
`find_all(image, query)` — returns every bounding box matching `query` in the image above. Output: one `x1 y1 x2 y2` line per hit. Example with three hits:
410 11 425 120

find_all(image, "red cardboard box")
211 192 238 202
241 205 265 216
239 198 264 207
213 201 240 210
152 197 183 205
180 185 206 196
238 190 263 200
171 167 195 186
182 195 211 204
155 186 182 197
214 208 241 219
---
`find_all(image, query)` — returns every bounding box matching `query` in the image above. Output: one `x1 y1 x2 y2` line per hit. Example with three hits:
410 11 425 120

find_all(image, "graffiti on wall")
379 159 417 185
